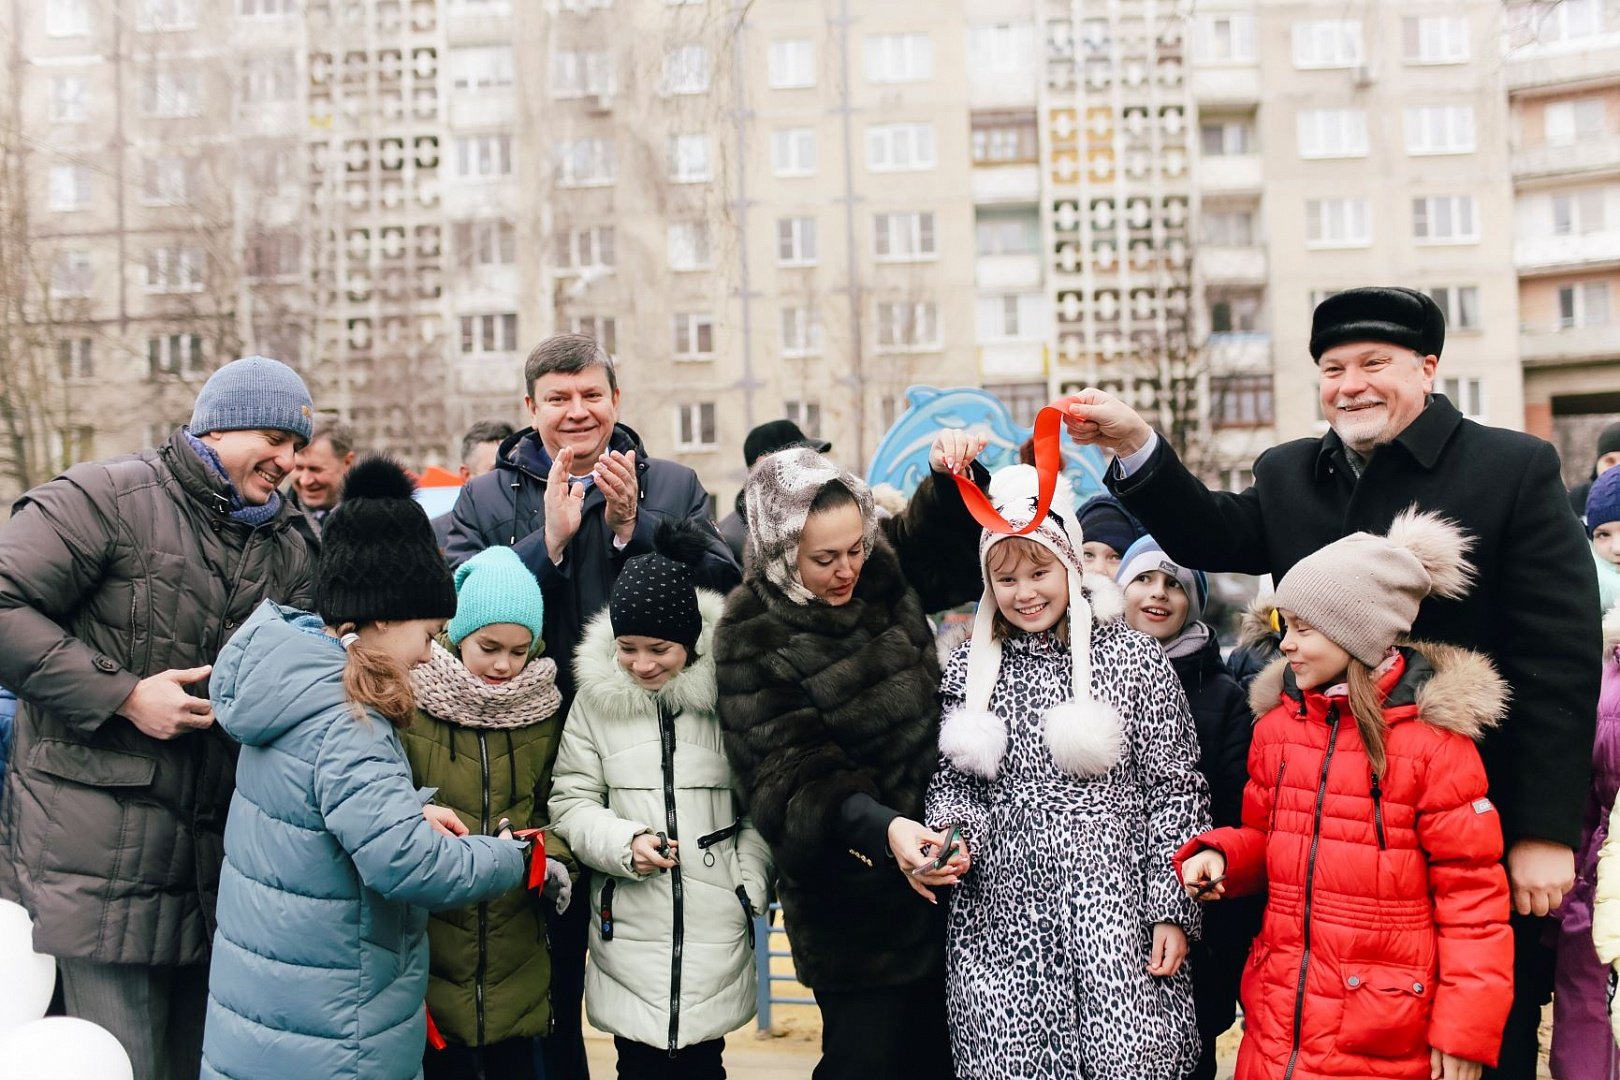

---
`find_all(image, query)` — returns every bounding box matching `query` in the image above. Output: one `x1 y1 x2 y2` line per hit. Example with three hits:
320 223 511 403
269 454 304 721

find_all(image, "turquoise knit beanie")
447 547 545 649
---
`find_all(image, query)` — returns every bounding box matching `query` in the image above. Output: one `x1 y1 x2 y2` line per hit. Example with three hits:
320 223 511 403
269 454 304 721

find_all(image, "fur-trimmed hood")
1248 639 1508 742
571 589 725 719
1605 601 1620 655
1237 594 1280 649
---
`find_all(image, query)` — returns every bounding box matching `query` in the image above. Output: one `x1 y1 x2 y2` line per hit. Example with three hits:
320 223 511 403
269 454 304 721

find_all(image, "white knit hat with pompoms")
938 465 1126 781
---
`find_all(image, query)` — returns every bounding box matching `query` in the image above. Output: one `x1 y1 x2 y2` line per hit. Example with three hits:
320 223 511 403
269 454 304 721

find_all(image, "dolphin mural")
866 385 1111 502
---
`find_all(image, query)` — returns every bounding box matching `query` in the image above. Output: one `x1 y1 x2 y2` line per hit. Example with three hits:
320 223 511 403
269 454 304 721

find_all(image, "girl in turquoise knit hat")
400 545 572 1080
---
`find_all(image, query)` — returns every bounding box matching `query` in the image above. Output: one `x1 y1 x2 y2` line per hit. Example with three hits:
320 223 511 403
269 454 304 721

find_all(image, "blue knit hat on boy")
1115 536 1208 625
1587 467 1620 535
189 355 315 442
447 546 545 648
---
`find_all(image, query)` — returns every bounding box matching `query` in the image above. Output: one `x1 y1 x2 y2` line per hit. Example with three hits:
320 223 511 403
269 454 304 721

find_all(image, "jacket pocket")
1238 939 1270 1021
1337 962 1432 1058
29 738 156 788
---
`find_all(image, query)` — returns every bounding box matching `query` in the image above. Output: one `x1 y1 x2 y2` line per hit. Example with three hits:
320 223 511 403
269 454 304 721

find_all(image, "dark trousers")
614 1036 725 1080
56 958 209 1080
812 972 951 1080
1483 911 1557 1080
540 867 591 1080
1189 897 1264 1080
424 1036 538 1080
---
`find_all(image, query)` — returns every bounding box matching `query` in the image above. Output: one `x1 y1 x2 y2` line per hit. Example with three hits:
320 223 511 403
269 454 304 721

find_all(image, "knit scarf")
182 429 283 527
411 639 563 730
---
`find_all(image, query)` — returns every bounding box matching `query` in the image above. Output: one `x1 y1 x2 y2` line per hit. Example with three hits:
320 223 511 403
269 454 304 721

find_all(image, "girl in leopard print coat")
926 465 1210 1080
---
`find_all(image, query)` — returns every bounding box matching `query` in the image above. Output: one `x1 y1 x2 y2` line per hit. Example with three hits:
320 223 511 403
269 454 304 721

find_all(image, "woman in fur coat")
714 432 989 1080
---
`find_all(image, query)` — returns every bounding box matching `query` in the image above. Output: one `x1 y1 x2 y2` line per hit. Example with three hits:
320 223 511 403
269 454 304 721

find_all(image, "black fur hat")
314 457 457 627
1309 286 1445 361
607 519 713 651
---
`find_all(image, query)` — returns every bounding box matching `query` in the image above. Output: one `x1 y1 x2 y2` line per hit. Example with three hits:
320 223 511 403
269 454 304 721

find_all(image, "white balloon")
0 900 54 1033
0 1016 133 1080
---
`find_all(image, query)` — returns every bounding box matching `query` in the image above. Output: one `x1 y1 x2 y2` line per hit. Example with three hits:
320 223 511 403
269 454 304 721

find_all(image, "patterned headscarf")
742 447 878 606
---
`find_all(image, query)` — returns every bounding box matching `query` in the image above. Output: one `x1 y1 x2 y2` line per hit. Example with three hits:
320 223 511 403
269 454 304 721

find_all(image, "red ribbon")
512 828 548 892
425 1007 447 1051
949 394 1081 535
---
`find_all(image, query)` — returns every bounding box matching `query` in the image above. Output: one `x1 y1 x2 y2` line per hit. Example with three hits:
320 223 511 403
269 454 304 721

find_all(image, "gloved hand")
543 857 572 914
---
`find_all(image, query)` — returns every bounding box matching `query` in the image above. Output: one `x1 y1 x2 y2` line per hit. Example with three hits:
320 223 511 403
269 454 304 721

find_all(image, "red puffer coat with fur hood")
1174 641 1514 1080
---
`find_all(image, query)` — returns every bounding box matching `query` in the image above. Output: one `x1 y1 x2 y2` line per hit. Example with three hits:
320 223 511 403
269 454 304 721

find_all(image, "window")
1292 20 1363 68
1297 109 1368 158
50 76 88 123
668 135 713 183
781 306 824 356
667 223 712 271
451 46 515 90
1404 106 1476 155
245 230 301 280
240 53 297 104
58 338 93 379
148 333 205 376
1437 376 1485 419
145 245 204 293
567 315 617 355
555 225 615 273
241 0 297 15
771 128 817 177
977 294 1043 342
783 400 823 439
1558 282 1611 328
551 51 615 98
1209 289 1263 332
1307 288 1341 313
865 33 933 84
455 134 512 178
453 220 517 267
866 123 936 172
982 383 1048 427
1552 189 1608 236
1545 98 1607 147
244 143 297 190
971 112 1038 164
1427 286 1482 331
662 45 710 95
558 0 611 10
1305 198 1371 247
460 313 519 354
1200 118 1256 156
142 156 193 205
1412 195 1479 243
769 39 815 89
47 0 90 37
51 251 92 298
137 0 198 32
675 402 717 449
48 165 91 212
875 211 937 260
968 23 1035 73
556 139 615 186
1192 14 1257 63
777 216 817 266
1211 375 1275 429
142 70 202 118
1201 209 1255 246
875 301 940 351
1512 0 1607 45
1402 15 1469 63
673 313 714 359
975 210 1038 255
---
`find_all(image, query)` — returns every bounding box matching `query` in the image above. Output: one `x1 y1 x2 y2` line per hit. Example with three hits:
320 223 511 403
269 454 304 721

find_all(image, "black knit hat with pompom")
608 519 713 651
314 456 458 627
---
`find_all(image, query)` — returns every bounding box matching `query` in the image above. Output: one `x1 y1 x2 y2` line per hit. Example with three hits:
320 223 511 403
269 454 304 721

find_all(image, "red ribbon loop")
949 394 1080 536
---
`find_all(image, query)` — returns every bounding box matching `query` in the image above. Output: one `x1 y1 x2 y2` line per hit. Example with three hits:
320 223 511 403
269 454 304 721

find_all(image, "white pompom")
939 708 1008 781
1043 698 1124 777
1082 572 1125 623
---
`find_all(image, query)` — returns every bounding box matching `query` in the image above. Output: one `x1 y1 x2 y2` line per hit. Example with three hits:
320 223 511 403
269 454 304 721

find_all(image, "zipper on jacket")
736 886 755 950
1370 769 1387 851
659 702 685 1056
1283 704 1342 1080
695 820 741 852
1268 760 1287 831
475 731 491 1046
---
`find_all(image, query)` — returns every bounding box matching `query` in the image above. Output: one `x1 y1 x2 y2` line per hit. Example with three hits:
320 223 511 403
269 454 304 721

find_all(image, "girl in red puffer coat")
1175 510 1514 1080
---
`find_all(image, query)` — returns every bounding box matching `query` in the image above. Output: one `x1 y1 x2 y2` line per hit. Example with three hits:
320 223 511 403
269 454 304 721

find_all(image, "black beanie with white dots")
607 519 713 651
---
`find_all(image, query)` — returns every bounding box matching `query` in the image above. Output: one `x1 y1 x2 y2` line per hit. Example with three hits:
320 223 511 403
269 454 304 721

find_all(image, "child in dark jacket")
1116 535 1260 1080
1227 595 1284 692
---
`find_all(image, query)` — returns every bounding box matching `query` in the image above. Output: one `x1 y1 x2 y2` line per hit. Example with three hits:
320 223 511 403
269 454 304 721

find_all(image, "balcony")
1515 230 1620 275
967 72 1038 112
457 355 522 396
1505 37 1620 93
446 3 514 43
1199 245 1267 285
978 341 1047 380
971 164 1040 205
1520 325 1620 366
449 92 514 129
1204 331 1272 372
975 253 1042 291
1198 154 1262 194
1190 66 1261 106
1512 135 1620 181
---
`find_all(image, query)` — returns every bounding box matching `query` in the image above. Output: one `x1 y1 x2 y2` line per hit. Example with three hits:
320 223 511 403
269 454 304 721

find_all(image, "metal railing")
754 903 812 1030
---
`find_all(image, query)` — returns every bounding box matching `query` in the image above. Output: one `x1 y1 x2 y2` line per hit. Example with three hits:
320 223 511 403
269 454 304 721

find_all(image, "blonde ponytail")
342 638 416 728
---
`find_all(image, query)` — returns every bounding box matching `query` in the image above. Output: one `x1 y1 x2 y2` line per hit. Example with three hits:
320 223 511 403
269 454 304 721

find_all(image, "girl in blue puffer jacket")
202 459 528 1080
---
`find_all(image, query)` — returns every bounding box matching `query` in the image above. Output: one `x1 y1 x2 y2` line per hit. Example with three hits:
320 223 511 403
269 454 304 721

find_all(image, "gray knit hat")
190 355 315 442
743 447 877 606
1273 509 1475 667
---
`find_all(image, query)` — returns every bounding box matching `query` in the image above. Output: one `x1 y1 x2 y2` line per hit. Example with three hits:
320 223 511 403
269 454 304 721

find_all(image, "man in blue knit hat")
0 355 319 1080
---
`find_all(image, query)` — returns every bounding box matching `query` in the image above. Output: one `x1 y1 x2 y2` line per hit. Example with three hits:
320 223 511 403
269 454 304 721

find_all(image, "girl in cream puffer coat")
548 528 771 1078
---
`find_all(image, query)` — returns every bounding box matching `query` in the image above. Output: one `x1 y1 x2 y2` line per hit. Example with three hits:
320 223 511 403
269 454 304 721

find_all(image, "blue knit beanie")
190 356 314 442
1588 466 1620 535
448 547 545 648
1116 535 1208 625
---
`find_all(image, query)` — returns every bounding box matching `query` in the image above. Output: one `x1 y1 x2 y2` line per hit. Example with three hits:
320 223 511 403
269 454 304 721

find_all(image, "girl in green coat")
402 546 573 1080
